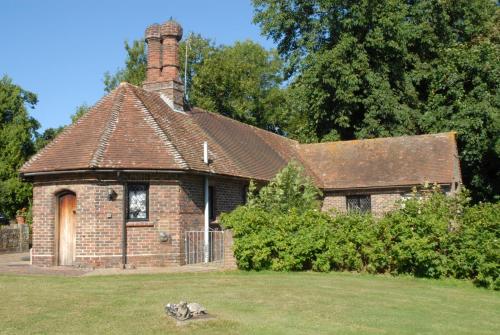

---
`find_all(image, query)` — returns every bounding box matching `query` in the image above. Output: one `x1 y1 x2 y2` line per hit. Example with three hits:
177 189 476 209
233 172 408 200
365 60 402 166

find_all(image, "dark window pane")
209 186 215 220
128 184 148 220
346 195 371 213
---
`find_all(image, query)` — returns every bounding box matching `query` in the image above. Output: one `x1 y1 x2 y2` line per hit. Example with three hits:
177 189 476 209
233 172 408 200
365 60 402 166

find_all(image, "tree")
34 126 64 152
253 0 499 201
420 36 500 201
103 35 287 130
178 34 217 100
70 103 90 124
0 75 39 217
103 40 147 92
190 41 286 129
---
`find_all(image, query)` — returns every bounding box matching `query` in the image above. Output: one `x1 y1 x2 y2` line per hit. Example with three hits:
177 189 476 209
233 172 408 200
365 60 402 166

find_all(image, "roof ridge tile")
192 107 298 145
299 132 457 148
89 88 125 168
131 86 189 169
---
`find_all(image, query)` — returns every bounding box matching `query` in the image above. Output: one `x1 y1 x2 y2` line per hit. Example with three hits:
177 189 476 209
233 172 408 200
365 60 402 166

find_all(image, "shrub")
451 202 500 289
223 206 332 271
378 186 467 278
245 160 322 213
223 163 500 289
222 162 328 271
319 213 388 274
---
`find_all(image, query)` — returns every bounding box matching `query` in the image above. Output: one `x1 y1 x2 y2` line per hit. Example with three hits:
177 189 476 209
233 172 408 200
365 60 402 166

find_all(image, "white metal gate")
184 230 224 264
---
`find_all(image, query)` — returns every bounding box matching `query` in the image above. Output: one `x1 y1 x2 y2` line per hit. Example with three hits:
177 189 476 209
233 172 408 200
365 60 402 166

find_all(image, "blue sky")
1 0 274 131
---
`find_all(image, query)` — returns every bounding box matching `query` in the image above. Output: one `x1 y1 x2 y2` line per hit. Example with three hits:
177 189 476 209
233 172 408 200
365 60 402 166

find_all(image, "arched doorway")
58 192 76 265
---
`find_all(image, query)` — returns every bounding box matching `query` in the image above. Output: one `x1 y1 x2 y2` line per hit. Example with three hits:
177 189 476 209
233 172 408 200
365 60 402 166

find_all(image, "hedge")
221 164 500 289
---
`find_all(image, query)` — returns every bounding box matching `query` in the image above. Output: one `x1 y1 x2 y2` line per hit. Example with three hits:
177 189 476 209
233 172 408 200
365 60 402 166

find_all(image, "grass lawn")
0 271 499 335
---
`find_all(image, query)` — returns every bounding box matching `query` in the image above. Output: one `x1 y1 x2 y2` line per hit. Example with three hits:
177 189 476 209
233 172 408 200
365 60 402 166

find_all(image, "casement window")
209 186 216 221
346 195 371 213
127 184 149 221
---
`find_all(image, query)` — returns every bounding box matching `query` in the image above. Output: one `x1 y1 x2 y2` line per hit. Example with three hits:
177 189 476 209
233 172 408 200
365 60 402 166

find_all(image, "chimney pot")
145 24 161 83
145 23 161 40
143 20 185 111
160 20 183 41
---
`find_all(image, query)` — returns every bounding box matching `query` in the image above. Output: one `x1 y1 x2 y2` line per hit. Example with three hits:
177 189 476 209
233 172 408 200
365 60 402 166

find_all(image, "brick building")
20 20 461 268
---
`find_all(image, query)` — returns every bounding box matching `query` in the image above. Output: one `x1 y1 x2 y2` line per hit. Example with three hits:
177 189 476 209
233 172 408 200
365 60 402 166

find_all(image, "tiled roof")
20 83 460 189
297 133 460 189
20 83 298 181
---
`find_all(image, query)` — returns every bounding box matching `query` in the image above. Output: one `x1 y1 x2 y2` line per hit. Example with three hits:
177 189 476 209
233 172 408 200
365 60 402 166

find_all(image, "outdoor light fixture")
107 188 117 201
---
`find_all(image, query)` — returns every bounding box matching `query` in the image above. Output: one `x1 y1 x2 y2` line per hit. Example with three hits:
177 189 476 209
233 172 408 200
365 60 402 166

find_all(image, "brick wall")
321 195 348 214
31 174 185 268
223 229 237 269
31 173 247 268
178 175 246 224
177 175 246 264
371 193 402 215
212 177 247 220
322 189 409 216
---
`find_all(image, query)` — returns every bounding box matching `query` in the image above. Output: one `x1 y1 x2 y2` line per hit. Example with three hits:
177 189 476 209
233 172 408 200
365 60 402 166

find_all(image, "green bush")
245 160 322 213
451 202 500 289
379 187 466 278
319 213 388 274
222 162 328 271
224 207 331 271
222 163 500 289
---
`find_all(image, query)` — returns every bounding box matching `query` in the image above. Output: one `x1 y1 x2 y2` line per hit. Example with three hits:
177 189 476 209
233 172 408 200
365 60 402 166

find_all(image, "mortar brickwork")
322 192 402 216
30 173 245 268
322 188 411 216
322 186 452 217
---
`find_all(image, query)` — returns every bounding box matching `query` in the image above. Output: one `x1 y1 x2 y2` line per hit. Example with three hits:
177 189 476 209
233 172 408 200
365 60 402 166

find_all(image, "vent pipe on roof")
203 141 209 165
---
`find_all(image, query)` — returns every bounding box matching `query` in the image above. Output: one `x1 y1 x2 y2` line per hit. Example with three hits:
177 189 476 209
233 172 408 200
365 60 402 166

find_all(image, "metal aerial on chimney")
184 33 191 101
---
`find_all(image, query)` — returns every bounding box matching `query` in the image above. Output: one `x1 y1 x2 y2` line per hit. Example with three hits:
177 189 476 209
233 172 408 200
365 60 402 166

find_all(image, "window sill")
126 222 154 228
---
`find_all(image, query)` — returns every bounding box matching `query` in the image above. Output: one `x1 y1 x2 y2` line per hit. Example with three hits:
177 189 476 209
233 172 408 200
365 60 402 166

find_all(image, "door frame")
55 190 76 266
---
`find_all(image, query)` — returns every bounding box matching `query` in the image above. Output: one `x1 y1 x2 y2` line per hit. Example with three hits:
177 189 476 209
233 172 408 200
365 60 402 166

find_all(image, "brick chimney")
143 20 184 111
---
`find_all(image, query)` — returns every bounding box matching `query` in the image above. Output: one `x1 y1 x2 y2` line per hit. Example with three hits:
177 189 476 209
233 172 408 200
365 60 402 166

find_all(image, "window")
127 184 149 220
209 186 216 221
346 195 371 213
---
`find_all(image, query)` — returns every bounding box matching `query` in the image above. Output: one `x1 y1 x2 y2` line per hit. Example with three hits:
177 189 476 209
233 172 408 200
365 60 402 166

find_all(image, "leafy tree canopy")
246 161 322 213
71 103 91 124
0 75 39 217
103 35 287 130
253 0 500 201
34 126 64 152
178 34 218 100
190 40 286 129
104 40 147 93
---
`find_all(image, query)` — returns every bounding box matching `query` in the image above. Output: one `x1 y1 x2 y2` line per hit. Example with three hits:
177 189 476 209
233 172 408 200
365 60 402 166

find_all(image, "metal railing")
184 230 224 265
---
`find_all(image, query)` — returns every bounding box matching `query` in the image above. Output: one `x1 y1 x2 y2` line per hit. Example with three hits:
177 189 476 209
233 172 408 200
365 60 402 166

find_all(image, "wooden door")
58 193 76 265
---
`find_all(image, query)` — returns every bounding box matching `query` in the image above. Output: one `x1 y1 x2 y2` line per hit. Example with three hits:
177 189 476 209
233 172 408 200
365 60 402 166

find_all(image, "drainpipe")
203 142 209 263
122 180 127 268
